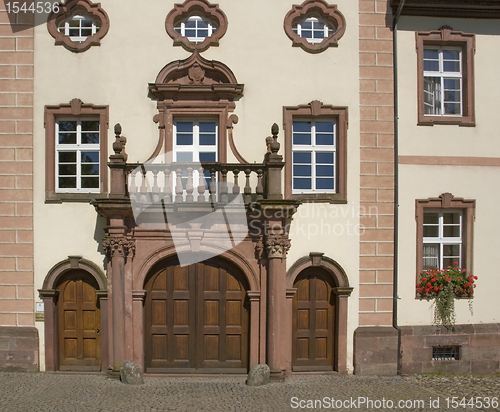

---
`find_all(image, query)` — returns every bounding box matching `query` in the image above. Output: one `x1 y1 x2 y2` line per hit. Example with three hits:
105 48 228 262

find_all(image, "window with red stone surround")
283 101 348 202
47 0 110 53
284 0 346 53
416 27 475 126
44 99 108 202
165 0 228 52
415 193 475 289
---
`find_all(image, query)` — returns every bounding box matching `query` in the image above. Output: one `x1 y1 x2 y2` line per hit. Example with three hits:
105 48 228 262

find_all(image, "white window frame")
55 118 100 193
422 210 463 270
58 13 100 43
292 15 334 44
292 119 336 194
423 46 463 117
174 14 217 44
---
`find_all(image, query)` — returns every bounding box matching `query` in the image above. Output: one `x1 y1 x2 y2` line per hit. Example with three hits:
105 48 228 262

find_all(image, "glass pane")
293 133 311 145
313 31 324 39
293 178 311 190
444 103 461 115
442 49 459 60
423 77 439 115
81 121 99 131
69 28 79 37
59 164 76 175
81 152 99 162
59 177 76 189
293 152 311 164
69 18 80 27
443 61 460 72
293 121 311 132
58 121 77 131
176 133 193 145
316 178 334 190
198 29 208 37
316 152 334 164
199 152 216 162
316 165 334 177
200 134 216 146
81 28 92 36
199 122 216 133
81 177 99 188
293 165 311 177
444 91 460 103
424 60 439 72
301 30 312 38
423 49 439 59
58 152 76 163
443 244 460 257
423 244 439 270
423 225 439 237
443 258 458 268
444 78 460 90
316 133 334 146
443 212 460 224
176 122 193 133
82 132 99 144
185 29 196 37
301 20 312 30
186 20 196 28
198 20 208 28
443 225 460 237
58 133 76 144
423 212 438 224
315 121 333 133
81 164 99 175
81 19 93 28
176 152 193 162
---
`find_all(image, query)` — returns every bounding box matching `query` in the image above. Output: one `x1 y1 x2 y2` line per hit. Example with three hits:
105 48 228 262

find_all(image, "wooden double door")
145 258 249 373
57 270 101 371
292 268 336 371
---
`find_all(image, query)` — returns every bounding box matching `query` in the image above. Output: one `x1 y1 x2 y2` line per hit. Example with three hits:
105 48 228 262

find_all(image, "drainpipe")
392 0 406 376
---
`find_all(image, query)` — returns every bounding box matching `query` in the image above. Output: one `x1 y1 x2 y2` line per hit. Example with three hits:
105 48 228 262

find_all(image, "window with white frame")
174 14 218 44
292 120 335 193
57 12 101 43
422 210 462 270
56 119 100 192
423 47 462 116
292 15 335 44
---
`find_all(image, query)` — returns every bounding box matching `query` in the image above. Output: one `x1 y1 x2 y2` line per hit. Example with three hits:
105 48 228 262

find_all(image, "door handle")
96 328 100 334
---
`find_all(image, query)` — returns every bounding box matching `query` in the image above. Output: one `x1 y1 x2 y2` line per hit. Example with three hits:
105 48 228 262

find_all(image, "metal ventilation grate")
432 345 460 360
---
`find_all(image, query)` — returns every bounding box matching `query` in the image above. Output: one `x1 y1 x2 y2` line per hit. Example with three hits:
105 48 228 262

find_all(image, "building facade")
0 0 499 376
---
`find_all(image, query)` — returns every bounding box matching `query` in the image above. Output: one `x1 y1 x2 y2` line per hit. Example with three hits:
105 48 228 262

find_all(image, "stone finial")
113 123 123 155
270 123 280 154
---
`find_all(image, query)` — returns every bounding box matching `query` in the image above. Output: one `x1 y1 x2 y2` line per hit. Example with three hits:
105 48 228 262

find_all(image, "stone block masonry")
0 3 37 371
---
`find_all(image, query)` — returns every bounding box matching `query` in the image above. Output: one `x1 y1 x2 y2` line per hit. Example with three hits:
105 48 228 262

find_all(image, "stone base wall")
401 324 500 374
0 326 38 371
354 326 398 375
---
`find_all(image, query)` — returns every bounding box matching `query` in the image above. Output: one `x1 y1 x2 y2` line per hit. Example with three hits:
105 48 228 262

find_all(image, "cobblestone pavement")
0 372 499 412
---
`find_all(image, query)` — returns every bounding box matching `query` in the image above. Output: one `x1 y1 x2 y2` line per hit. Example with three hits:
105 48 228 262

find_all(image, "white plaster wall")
33 0 360 370
397 17 500 157
398 165 500 326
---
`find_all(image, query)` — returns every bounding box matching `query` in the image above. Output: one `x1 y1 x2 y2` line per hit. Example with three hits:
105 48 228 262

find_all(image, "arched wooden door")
57 270 101 371
145 257 249 373
292 268 335 371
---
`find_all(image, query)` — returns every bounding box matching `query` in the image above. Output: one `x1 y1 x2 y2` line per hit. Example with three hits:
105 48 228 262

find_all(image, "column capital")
103 237 135 258
265 234 291 259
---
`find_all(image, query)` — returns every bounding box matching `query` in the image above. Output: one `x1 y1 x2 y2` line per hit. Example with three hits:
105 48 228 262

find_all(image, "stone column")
334 287 353 374
247 290 261 369
284 288 297 375
132 290 146 371
38 290 58 371
265 234 291 381
103 236 134 374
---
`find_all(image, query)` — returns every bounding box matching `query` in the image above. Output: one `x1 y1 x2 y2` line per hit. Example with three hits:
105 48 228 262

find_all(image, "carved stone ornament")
265 235 291 259
255 236 265 260
103 237 135 258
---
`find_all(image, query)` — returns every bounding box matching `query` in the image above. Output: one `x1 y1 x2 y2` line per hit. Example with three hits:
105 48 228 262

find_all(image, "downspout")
392 0 406 376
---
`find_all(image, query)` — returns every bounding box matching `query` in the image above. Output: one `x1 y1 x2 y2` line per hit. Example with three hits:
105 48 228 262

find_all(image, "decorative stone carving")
103 237 135 258
255 236 265 260
265 235 291 259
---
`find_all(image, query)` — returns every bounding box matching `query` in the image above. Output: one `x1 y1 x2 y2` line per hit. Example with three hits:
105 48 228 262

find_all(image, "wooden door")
292 269 335 371
57 270 101 371
145 258 249 373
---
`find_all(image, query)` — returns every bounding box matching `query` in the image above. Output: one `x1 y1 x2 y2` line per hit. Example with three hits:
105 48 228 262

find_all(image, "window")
292 120 335 192
416 27 475 126
416 193 475 287
56 119 100 192
292 15 335 44
47 0 109 53
174 14 218 44
45 99 108 202
57 12 101 43
422 210 462 269
284 0 346 53
174 120 218 163
165 0 228 52
284 101 347 202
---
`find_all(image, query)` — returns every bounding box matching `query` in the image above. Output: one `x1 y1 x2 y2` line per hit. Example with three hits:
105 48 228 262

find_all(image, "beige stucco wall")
33 0 361 370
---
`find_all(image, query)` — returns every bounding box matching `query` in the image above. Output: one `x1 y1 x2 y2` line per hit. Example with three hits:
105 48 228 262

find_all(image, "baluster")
209 168 217 204
175 168 183 202
140 167 148 203
220 169 228 204
197 167 206 202
256 169 264 200
152 169 159 203
163 168 172 203
232 169 240 203
244 169 252 204
129 169 137 202
186 167 194 202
